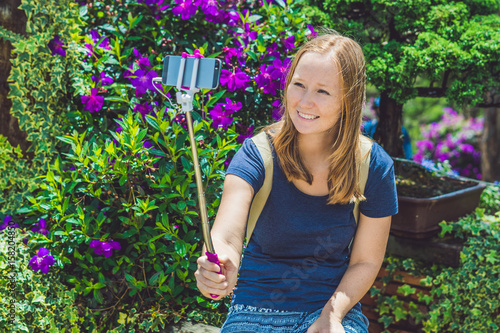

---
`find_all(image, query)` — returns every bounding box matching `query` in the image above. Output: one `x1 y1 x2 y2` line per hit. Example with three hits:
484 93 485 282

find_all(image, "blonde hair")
265 31 367 205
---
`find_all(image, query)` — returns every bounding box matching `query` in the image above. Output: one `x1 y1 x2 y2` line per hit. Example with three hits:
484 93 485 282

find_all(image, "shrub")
0 226 80 332
369 187 500 332
17 1 314 329
424 208 500 332
0 0 83 214
21 109 238 330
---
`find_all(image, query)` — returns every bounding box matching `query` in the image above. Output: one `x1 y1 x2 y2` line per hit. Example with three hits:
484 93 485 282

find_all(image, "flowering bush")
69 0 314 144
413 107 483 180
5 0 318 330
22 110 238 330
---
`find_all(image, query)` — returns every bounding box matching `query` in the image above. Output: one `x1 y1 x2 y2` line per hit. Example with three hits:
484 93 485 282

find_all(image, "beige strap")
353 135 373 224
246 133 372 242
246 132 273 241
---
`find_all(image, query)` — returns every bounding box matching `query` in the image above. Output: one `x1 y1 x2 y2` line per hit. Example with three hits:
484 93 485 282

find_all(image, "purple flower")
90 31 111 50
81 88 104 113
209 104 233 130
138 0 169 8
48 35 66 57
416 139 434 151
220 68 250 92
221 98 242 114
133 102 154 121
136 56 152 71
143 140 154 149
29 247 55 274
237 124 254 144
460 143 475 154
283 35 295 52
272 100 283 121
205 8 229 24
172 0 198 20
201 0 218 15
265 42 281 59
0 216 19 232
307 24 318 38
237 23 258 47
90 239 121 257
223 47 243 66
255 64 280 95
130 69 158 97
32 218 49 236
91 72 114 86
84 43 94 57
226 10 241 26
272 58 291 89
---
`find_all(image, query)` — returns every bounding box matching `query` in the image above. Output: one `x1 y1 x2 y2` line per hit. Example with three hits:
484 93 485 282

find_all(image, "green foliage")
424 209 500 332
1 0 83 214
369 256 433 331
23 110 237 330
369 187 500 332
304 0 500 106
0 229 79 332
2 0 317 330
479 184 500 215
0 136 26 209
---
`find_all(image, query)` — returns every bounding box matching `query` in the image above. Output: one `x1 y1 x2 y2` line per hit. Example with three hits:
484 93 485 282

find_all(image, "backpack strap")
246 133 372 242
353 135 373 224
246 132 273 242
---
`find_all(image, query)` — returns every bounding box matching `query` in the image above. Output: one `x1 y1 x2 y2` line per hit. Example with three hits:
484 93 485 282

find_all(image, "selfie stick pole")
174 55 221 298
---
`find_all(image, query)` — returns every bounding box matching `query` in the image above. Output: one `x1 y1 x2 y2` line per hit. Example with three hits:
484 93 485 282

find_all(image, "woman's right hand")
195 254 238 300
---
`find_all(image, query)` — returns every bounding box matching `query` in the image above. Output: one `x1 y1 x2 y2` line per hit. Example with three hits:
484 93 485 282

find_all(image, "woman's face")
286 51 343 141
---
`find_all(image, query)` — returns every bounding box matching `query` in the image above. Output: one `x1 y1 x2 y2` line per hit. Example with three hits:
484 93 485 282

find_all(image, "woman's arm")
308 213 391 332
195 174 254 300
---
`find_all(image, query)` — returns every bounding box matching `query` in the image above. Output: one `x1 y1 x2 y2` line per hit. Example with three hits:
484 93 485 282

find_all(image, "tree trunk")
480 93 500 182
373 91 404 158
0 0 29 152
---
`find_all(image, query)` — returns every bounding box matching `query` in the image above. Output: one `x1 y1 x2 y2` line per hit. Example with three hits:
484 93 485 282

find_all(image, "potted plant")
391 158 486 239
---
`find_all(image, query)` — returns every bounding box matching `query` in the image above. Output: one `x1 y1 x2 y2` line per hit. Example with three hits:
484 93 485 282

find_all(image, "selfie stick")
163 54 222 298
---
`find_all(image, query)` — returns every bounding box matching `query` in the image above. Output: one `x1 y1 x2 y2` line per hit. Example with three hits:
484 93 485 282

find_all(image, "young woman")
195 32 398 333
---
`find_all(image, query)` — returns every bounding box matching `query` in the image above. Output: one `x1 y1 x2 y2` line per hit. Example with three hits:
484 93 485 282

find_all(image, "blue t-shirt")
225 138 398 312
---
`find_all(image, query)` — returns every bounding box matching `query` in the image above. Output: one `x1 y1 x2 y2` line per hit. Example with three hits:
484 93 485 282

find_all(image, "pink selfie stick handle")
205 251 222 299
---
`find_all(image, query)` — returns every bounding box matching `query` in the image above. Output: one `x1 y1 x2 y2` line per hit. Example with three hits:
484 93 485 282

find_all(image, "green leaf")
93 282 106 289
125 273 137 286
174 240 187 257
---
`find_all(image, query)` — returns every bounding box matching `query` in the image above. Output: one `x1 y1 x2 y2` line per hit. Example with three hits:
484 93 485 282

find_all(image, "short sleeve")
359 143 399 218
226 138 266 193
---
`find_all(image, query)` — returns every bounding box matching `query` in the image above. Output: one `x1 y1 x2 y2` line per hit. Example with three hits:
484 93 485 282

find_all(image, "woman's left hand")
306 313 345 333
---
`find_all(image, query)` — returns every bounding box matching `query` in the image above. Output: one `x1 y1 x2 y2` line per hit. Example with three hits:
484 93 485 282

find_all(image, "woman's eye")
294 82 304 88
318 89 330 95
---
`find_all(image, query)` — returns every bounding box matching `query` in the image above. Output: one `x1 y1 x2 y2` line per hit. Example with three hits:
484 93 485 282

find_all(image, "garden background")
0 0 499 332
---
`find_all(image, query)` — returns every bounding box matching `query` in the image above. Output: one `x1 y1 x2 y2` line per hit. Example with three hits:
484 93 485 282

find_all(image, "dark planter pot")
391 158 487 239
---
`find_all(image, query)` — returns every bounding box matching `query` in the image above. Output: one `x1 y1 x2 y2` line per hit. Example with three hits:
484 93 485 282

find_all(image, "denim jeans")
220 303 369 333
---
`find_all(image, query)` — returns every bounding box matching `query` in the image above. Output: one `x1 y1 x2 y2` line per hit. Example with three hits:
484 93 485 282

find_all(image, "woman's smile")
297 111 319 120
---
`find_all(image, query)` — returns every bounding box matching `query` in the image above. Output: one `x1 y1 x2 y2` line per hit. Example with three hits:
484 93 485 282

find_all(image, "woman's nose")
298 90 314 109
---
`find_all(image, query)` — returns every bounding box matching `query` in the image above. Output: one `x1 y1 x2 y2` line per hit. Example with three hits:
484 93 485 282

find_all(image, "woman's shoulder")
369 142 395 177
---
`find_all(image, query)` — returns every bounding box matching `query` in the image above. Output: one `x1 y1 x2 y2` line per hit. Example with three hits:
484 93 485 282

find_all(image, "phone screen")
162 56 222 90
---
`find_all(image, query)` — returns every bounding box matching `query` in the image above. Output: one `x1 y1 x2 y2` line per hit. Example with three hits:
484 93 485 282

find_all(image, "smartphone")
162 55 222 90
